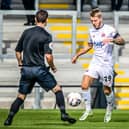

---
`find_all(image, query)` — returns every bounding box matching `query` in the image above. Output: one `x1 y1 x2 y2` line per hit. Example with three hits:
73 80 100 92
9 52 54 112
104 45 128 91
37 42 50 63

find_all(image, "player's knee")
103 86 111 95
17 93 26 101
52 85 62 93
81 75 93 90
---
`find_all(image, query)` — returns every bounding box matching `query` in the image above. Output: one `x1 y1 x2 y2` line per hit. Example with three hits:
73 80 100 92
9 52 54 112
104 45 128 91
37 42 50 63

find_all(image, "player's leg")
79 75 94 121
103 86 114 123
37 68 76 124
102 68 114 123
52 85 76 124
4 93 26 126
4 67 35 126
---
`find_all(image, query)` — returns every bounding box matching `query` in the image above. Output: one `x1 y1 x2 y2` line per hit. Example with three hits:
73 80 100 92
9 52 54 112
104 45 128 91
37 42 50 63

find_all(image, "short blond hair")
90 8 102 18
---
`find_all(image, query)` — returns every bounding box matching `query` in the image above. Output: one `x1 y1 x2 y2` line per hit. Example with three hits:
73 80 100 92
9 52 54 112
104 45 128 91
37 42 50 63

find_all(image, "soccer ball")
67 92 82 107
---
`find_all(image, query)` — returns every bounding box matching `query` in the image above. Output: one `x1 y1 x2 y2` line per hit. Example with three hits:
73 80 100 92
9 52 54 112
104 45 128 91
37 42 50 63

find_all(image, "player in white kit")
72 8 125 123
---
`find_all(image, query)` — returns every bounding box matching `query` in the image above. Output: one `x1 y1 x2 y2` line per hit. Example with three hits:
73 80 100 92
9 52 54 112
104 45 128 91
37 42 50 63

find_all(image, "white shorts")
84 63 114 87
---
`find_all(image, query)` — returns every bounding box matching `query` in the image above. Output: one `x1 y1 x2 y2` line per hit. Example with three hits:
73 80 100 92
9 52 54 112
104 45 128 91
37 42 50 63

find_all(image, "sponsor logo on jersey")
93 41 104 48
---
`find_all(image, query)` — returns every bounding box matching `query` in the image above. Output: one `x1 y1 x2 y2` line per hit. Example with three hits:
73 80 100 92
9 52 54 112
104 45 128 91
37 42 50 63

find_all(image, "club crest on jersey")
49 43 53 50
101 32 105 37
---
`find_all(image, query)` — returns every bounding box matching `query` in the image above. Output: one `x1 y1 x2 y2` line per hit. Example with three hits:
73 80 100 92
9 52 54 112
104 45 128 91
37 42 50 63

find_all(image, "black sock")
8 97 24 118
55 90 66 114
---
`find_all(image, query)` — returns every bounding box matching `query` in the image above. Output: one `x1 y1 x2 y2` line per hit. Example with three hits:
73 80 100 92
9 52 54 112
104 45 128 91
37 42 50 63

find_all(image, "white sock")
82 88 91 111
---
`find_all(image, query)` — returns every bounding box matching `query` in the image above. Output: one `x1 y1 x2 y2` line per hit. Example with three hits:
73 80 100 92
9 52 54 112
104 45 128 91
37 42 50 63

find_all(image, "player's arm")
111 35 125 45
104 35 125 45
45 54 57 73
15 31 25 67
102 36 125 45
103 27 125 45
15 51 23 66
44 38 57 73
72 43 93 64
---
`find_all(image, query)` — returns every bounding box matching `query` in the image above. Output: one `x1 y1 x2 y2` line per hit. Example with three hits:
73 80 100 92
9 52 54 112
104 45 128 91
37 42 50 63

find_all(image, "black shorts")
19 66 57 94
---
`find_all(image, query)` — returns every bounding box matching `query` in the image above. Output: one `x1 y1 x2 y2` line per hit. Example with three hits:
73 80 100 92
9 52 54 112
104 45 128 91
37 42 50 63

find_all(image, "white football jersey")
88 24 118 67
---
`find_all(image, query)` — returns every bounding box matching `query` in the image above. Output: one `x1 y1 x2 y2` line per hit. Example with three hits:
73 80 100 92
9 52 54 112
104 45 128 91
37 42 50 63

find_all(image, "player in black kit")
4 9 76 126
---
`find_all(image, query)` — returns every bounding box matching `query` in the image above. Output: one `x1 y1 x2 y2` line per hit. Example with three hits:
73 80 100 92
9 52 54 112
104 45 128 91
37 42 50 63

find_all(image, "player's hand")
19 66 23 70
51 66 57 73
71 55 78 64
18 63 23 70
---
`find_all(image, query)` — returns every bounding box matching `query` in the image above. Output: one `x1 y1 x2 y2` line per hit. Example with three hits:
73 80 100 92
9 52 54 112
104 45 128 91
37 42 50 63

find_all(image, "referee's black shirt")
15 26 52 67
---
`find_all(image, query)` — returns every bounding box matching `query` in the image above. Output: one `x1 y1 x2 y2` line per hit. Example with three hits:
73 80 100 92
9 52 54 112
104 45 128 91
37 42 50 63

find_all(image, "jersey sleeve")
15 31 25 52
88 31 93 44
110 26 120 38
44 35 53 54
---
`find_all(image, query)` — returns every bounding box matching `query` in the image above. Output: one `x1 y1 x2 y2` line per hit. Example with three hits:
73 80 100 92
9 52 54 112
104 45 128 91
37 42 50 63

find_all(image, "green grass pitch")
0 109 129 129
